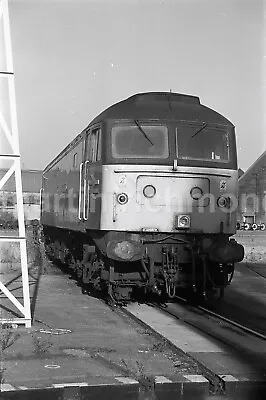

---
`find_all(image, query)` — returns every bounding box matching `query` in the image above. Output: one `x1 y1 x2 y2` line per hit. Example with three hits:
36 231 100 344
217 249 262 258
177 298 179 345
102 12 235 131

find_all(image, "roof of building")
239 150 266 184
0 169 42 192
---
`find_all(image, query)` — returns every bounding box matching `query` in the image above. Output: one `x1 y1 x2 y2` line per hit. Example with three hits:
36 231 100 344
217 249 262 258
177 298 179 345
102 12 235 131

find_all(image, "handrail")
78 162 83 220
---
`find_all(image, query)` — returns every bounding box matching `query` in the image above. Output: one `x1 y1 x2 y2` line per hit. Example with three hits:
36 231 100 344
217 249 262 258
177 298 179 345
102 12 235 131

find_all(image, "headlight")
113 241 135 260
217 196 229 208
177 215 191 228
190 186 203 200
143 185 156 198
117 193 128 205
106 240 144 261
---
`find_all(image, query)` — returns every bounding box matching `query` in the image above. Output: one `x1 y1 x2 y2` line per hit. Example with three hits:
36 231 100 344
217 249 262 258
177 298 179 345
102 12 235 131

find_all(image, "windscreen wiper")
191 122 208 138
134 120 154 145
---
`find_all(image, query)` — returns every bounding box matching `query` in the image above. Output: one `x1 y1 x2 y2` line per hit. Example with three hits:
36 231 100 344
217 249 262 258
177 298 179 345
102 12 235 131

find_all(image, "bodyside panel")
41 139 84 230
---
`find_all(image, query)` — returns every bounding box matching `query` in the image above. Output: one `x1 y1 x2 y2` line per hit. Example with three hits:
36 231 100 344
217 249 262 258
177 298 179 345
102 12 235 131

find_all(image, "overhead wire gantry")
0 0 31 327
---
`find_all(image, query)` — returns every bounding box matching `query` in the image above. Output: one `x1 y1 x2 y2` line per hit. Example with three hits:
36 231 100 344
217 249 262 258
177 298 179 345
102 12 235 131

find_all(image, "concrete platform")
0 265 209 399
1 261 266 399
126 296 266 400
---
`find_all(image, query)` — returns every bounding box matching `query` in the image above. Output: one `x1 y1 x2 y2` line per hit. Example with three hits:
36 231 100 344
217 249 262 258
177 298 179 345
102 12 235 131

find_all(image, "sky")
0 0 265 171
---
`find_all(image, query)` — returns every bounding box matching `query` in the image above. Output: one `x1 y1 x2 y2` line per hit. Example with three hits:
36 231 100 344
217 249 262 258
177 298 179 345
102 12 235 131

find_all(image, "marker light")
117 193 128 205
177 215 191 229
190 186 203 200
217 196 229 208
143 185 156 198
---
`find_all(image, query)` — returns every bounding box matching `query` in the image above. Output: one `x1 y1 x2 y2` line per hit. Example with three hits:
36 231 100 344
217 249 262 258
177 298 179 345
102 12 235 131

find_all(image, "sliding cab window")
87 128 101 162
176 123 230 164
111 124 169 159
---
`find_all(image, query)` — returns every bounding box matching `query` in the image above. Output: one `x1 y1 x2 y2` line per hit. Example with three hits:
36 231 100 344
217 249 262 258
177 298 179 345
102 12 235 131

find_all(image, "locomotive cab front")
96 117 243 299
41 92 244 302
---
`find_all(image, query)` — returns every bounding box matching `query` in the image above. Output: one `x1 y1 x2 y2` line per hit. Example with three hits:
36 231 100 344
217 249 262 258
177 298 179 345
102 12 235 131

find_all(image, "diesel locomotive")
41 92 244 302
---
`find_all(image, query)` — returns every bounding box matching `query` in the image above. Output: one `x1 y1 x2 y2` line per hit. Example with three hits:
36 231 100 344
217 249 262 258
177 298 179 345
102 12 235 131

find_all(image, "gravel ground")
0 227 41 272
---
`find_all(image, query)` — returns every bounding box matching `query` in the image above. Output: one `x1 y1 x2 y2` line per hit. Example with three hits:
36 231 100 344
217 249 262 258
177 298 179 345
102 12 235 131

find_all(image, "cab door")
78 126 101 225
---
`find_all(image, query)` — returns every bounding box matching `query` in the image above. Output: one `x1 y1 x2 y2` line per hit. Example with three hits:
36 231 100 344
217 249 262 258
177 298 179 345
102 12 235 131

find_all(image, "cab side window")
95 128 101 161
87 128 101 162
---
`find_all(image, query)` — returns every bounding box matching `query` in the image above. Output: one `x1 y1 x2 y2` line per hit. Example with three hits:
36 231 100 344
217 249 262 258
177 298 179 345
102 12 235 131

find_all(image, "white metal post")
0 0 31 327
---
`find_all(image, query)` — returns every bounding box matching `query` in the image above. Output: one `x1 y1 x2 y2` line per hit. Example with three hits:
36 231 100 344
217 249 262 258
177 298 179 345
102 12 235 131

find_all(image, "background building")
0 169 42 224
238 151 266 224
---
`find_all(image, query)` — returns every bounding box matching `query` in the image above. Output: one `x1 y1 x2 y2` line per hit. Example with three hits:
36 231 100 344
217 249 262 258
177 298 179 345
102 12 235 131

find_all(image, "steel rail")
196 303 266 341
244 263 266 279
121 295 266 395
171 294 266 341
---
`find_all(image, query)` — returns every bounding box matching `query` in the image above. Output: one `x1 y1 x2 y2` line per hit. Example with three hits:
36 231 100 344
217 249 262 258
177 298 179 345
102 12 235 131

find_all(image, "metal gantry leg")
0 0 31 327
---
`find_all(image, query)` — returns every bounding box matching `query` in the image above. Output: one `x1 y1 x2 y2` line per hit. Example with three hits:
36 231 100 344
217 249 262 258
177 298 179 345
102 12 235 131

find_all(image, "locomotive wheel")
205 261 229 301
76 260 83 279
43 242 54 261
83 258 103 290
67 253 77 272
206 286 224 301
193 258 226 301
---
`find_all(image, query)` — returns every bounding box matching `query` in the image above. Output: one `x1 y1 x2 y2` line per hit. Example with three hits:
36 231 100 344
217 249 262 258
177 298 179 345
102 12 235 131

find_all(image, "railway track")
48 256 266 398
244 263 266 279
118 304 225 395
171 294 266 341
120 295 266 397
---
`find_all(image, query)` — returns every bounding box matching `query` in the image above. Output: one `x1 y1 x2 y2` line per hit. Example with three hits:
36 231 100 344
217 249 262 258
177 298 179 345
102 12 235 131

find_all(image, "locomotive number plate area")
136 175 210 211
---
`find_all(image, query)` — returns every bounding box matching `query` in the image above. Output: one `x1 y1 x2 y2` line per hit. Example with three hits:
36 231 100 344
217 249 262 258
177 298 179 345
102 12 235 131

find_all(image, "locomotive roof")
89 92 234 127
43 92 234 173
